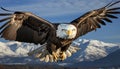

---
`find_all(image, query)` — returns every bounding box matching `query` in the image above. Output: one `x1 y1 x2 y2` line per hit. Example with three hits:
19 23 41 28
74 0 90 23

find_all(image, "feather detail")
28 45 80 62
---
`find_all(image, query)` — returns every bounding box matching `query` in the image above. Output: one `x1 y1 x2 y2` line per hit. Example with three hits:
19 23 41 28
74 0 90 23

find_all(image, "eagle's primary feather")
0 0 120 62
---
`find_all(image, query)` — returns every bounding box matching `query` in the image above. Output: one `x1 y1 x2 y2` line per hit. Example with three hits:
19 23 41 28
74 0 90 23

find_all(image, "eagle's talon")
52 51 58 61
59 52 66 61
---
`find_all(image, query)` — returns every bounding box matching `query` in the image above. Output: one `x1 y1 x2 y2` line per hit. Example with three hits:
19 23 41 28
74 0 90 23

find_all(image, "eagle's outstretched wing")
0 8 57 45
71 1 120 38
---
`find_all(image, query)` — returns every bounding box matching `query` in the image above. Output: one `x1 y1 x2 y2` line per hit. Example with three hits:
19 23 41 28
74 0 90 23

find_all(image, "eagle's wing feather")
71 1 120 38
0 9 54 44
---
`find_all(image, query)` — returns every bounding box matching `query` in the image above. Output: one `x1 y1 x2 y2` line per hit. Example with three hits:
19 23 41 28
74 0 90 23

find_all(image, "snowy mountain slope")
92 49 120 67
63 39 120 63
0 38 120 64
0 38 40 57
68 49 120 68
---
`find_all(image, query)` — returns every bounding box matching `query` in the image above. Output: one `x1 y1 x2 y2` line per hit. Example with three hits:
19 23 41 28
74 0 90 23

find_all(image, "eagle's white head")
56 24 77 39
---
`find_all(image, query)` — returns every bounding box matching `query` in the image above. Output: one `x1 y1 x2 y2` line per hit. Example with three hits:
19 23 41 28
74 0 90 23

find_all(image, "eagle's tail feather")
66 50 72 57
68 46 80 54
28 45 46 56
49 54 54 62
28 45 80 62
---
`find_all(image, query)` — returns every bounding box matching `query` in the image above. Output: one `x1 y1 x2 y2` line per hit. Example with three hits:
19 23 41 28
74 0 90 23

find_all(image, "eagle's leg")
47 43 59 61
59 45 70 61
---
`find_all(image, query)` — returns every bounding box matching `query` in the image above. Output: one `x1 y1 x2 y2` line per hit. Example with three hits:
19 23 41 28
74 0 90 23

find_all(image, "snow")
62 39 120 63
0 39 41 57
0 38 120 67
0 42 15 57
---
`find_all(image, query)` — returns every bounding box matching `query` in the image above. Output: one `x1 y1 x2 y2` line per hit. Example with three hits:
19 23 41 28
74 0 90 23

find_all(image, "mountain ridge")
0 38 120 64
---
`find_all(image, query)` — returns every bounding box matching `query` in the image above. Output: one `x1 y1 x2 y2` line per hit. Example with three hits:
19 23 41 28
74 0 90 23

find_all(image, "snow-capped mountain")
65 39 120 63
0 38 40 57
68 49 120 68
0 38 120 64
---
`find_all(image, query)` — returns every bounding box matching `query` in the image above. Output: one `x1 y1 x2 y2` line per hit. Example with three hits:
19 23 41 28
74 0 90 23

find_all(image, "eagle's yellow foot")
59 52 66 61
52 51 58 61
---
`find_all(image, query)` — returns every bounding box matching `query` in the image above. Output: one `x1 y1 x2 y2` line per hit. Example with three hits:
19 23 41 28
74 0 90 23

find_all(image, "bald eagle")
0 1 120 62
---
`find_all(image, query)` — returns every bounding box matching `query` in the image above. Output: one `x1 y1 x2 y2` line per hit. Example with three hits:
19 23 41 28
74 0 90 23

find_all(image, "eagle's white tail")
28 45 80 62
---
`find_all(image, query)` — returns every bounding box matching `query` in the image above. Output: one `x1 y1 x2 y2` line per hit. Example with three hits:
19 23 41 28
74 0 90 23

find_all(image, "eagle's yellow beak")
66 30 72 35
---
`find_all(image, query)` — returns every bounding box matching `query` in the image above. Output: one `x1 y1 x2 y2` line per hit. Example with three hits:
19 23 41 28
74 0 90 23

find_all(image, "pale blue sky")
0 0 120 43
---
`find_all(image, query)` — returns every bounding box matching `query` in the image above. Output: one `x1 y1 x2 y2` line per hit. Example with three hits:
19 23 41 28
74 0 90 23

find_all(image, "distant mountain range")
0 38 120 67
